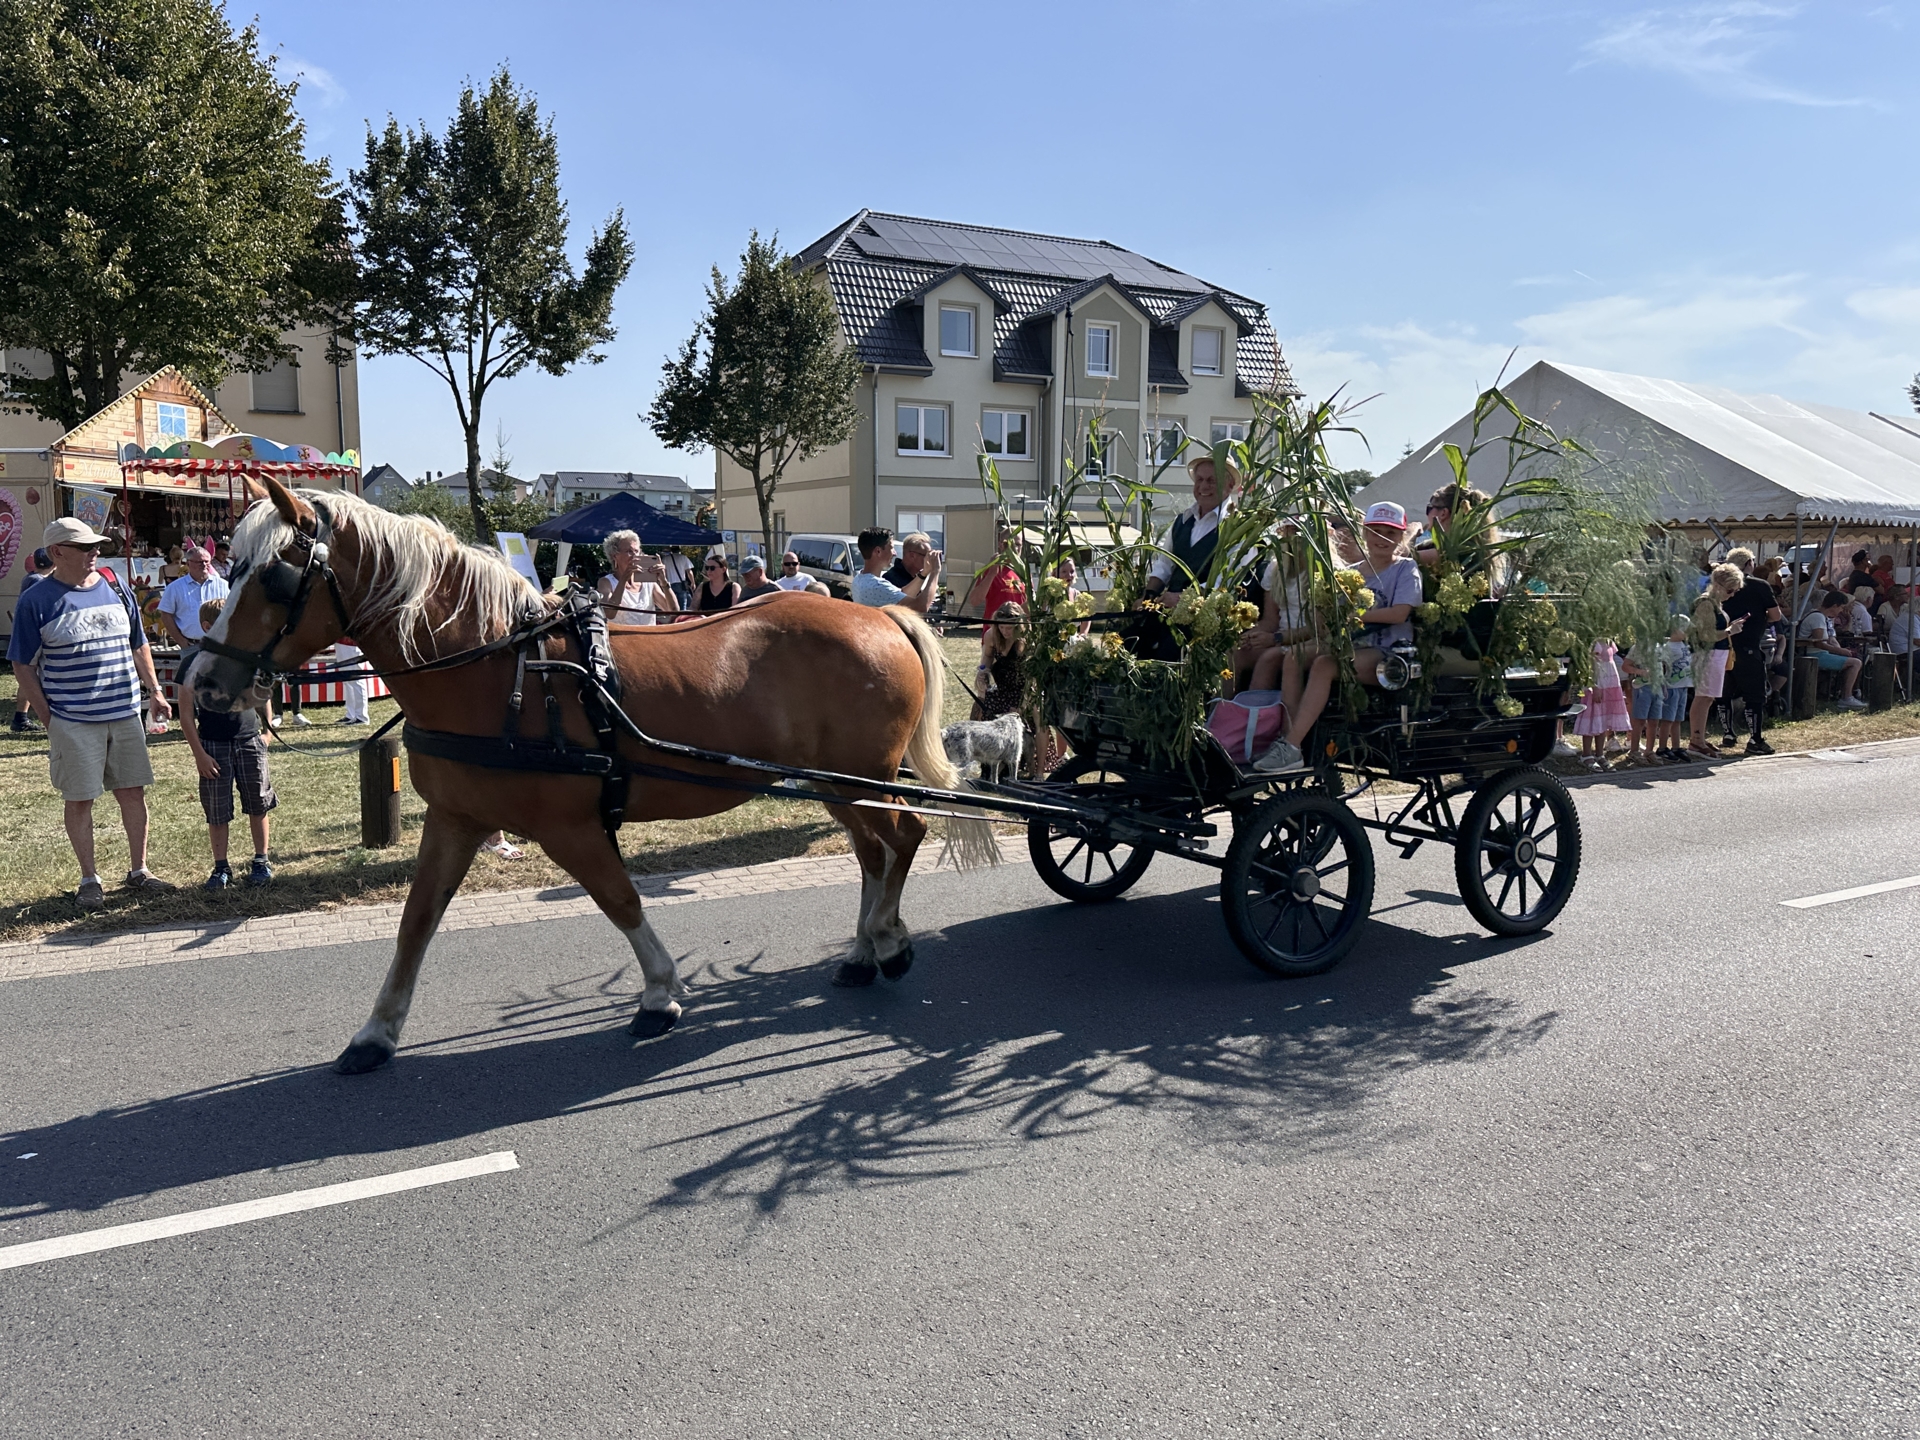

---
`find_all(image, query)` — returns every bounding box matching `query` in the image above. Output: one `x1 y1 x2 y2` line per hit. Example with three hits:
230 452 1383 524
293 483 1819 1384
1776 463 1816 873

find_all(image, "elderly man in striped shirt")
7 518 178 909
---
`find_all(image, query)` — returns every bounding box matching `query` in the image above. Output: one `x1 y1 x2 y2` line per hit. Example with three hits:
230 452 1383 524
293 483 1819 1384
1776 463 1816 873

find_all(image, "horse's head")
187 476 354 712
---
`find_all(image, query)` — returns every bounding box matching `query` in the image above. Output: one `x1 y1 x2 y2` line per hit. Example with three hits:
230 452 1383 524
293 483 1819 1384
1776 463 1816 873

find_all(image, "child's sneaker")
204 862 232 892
245 857 274 888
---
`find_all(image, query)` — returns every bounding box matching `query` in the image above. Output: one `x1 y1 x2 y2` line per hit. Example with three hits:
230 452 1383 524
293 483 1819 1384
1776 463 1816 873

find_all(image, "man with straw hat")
1144 450 1241 599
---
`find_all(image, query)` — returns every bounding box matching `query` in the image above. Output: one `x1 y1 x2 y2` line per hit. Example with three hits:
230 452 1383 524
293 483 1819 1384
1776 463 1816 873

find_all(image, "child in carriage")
1251 502 1423 774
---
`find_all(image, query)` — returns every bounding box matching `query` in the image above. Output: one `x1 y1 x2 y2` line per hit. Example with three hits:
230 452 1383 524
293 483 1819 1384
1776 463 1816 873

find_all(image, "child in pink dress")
1574 638 1631 767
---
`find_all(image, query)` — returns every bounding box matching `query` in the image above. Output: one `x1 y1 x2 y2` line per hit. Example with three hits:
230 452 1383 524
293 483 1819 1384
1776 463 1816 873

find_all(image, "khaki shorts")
47 714 154 802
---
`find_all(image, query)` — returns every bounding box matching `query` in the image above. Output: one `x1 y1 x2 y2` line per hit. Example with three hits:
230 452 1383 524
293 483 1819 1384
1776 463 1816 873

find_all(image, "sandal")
481 839 526 860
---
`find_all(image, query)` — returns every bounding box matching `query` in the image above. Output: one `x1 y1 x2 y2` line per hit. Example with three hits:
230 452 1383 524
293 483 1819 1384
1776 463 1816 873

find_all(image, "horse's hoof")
333 1040 394 1075
629 1005 679 1039
831 959 879 988
878 944 914 982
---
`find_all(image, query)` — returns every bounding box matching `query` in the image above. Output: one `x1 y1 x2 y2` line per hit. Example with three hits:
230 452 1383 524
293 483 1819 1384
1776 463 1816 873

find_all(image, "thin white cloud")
1846 286 1920 327
275 52 345 110
1583 3 1871 108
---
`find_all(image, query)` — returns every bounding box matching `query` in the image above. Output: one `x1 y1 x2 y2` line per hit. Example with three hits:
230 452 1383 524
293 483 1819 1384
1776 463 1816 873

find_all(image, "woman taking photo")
594 529 678 626
695 554 740 612
1687 562 1746 758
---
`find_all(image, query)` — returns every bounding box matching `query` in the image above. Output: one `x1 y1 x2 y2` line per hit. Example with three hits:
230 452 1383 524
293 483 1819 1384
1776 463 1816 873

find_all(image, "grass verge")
0 642 983 946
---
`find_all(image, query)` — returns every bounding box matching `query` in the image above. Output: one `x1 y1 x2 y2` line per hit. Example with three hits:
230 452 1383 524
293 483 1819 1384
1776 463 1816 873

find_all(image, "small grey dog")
942 713 1025 782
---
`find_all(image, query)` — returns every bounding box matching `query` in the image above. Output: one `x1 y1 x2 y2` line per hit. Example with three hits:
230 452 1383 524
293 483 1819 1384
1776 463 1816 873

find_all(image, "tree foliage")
349 68 631 542
648 233 862 558
0 0 350 430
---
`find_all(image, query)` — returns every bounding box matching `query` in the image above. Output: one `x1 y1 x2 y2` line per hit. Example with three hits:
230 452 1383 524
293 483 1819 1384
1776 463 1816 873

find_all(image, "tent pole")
1908 529 1915 704
1787 514 1804 719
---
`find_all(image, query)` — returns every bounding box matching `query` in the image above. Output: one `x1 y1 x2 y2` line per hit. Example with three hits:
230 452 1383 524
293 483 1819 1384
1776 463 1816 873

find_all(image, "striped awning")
119 458 360 481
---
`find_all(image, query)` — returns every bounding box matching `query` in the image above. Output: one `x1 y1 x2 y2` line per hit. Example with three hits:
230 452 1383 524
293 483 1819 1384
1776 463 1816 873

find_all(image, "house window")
896 403 950 455
939 305 976 357
251 357 301 413
154 402 188 442
1210 420 1248 445
896 510 946 550
1191 327 1224 376
1085 323 1116 377
1084 428 1125 477
1146 419 1187 466
981 409 1030 458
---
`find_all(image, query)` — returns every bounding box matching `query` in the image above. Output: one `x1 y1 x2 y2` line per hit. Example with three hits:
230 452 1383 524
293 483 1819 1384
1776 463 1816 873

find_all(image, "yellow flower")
1232 601 1260 631
1470 575 1490 598
1494 695 1523 717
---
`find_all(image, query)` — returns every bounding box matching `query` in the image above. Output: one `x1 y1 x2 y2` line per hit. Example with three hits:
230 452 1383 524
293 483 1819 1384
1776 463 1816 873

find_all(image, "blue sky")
255 0 1920 478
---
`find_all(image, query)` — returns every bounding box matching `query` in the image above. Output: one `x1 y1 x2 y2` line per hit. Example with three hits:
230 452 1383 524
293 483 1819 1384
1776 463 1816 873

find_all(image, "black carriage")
988 661 1583 978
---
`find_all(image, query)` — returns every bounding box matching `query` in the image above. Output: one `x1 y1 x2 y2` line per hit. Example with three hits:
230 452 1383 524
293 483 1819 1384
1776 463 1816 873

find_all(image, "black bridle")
195 514 355 685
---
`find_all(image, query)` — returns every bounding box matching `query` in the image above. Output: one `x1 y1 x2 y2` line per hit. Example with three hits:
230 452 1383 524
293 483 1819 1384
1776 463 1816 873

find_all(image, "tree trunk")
464 421 492 543
755 474 775 564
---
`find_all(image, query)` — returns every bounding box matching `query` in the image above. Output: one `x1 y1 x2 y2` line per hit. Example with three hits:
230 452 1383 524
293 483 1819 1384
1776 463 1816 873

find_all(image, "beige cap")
44 516 109 547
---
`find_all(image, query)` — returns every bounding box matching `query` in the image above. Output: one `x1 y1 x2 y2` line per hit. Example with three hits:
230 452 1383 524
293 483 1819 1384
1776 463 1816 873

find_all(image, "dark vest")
1167 510 1221 593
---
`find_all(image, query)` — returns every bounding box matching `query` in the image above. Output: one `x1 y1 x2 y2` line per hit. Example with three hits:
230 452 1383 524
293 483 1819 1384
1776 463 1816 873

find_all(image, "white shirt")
1890 607 1913 655
1148 500 1232 585
598 576 664 626
774 573 812 591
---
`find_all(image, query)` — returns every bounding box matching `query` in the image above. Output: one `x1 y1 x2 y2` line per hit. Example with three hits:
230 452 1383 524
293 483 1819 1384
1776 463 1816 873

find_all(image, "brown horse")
186 479 995 1074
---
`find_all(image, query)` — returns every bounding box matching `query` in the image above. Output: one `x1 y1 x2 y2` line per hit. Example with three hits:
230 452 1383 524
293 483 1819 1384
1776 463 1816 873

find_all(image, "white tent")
1366 361 1920 530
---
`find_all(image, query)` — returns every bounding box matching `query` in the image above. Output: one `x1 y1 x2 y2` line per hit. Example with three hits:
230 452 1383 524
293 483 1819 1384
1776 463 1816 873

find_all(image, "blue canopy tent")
523 492 722 581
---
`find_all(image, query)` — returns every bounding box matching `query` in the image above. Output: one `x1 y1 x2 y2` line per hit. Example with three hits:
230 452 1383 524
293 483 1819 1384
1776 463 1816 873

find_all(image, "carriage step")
1398 838 1424 859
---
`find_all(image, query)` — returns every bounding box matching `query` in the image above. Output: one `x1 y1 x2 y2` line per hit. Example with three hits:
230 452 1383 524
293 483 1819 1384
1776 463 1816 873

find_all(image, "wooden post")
1793 656 1819 720
1867 651 1897 713
359 732 404 848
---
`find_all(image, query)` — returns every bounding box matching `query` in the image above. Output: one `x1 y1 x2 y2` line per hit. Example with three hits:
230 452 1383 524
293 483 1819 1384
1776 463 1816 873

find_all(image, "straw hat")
1187 451 1243 486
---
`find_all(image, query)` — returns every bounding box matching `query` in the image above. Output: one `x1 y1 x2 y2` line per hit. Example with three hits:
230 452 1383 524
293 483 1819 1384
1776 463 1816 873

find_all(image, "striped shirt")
6 575 147 723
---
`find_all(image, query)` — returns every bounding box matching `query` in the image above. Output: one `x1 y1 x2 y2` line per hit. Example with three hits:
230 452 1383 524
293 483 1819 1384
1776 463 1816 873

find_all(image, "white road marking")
0 1150 518 1272
1782 875 1920 909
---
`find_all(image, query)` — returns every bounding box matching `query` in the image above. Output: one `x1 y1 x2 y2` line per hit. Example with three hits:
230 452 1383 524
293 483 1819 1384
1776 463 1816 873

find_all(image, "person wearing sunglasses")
695 554 740 612
773 551 812 592
6 517 178 908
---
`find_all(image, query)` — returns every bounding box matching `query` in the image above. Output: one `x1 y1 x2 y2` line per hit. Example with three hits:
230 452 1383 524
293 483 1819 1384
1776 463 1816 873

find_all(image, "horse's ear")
242 476 269 502
262 474 317 535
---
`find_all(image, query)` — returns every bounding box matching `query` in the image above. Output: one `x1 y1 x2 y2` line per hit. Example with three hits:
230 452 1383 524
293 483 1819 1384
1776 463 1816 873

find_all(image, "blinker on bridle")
195 509 356 685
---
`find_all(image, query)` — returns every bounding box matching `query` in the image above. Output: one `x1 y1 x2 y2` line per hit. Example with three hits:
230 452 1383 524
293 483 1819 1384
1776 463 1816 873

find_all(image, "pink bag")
1207 691 1287 765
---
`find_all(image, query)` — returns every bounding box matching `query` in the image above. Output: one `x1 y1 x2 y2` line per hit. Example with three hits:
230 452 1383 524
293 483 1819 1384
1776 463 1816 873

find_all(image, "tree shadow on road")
1 884 1558 1225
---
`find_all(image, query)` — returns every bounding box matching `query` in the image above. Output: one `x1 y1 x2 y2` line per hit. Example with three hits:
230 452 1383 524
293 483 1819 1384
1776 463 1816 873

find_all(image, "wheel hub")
1512 836 1538 868
1289 868 1322 902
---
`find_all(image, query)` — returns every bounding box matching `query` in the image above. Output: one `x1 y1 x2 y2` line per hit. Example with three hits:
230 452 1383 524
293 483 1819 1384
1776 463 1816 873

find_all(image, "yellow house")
713 211 1297 552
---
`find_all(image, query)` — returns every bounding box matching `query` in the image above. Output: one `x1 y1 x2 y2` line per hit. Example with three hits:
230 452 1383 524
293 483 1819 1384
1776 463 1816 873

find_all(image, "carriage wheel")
1027 757 1155 903
1221 792 1375 978
1452 767 1582 936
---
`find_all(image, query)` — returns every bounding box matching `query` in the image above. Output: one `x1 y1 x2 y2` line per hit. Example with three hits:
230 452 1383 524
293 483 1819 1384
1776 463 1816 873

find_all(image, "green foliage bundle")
1409 384 1677 713
0 0 351 429
977 392 1365 766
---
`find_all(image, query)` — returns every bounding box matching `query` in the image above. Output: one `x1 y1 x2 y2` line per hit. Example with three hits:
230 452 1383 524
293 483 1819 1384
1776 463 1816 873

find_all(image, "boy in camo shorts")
178 600 277 890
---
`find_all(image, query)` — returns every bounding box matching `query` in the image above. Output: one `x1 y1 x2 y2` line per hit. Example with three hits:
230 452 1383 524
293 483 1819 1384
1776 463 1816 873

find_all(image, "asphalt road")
2 747 1916 1438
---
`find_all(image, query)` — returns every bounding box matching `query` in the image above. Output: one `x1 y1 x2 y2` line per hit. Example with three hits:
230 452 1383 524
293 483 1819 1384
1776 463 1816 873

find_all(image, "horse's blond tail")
883 608 1002 871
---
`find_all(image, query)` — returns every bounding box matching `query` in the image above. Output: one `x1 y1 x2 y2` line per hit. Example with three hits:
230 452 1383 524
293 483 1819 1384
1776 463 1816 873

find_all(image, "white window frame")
981 408 1032 460
895 510 947 550
938 304 977 358
1210 420 1248 445
1084 427 1126 478
896 402 951 457
1191 326 1225 376
154 402 188 441
1085 323 1117 378
1146 418 1187 467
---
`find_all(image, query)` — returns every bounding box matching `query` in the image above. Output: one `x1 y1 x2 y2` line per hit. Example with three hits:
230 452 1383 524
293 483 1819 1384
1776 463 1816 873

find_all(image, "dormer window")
939 305 976 357
1086 323 1116 378
1191 327 1224 376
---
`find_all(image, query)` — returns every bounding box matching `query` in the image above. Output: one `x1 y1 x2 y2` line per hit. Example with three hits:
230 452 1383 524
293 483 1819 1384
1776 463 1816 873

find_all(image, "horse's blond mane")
228 488 547 662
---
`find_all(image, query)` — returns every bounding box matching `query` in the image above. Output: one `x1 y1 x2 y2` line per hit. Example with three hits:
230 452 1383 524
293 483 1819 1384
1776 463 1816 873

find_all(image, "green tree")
349 67 631 543
648 233 862 558
0 0 349 430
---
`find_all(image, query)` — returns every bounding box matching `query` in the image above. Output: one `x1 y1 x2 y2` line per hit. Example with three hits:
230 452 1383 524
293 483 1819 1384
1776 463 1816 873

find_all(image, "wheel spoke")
1260 903 1287 945
1517 868 1529 913
1527 863 1550 895
1496 870 1516 911
1079 846 1097 884
1056 838 1087 871
1317 859 1350 879
1305 902 1330 943
1532 823 1558 845
1521 793 1545 834
1098 848 1119 879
